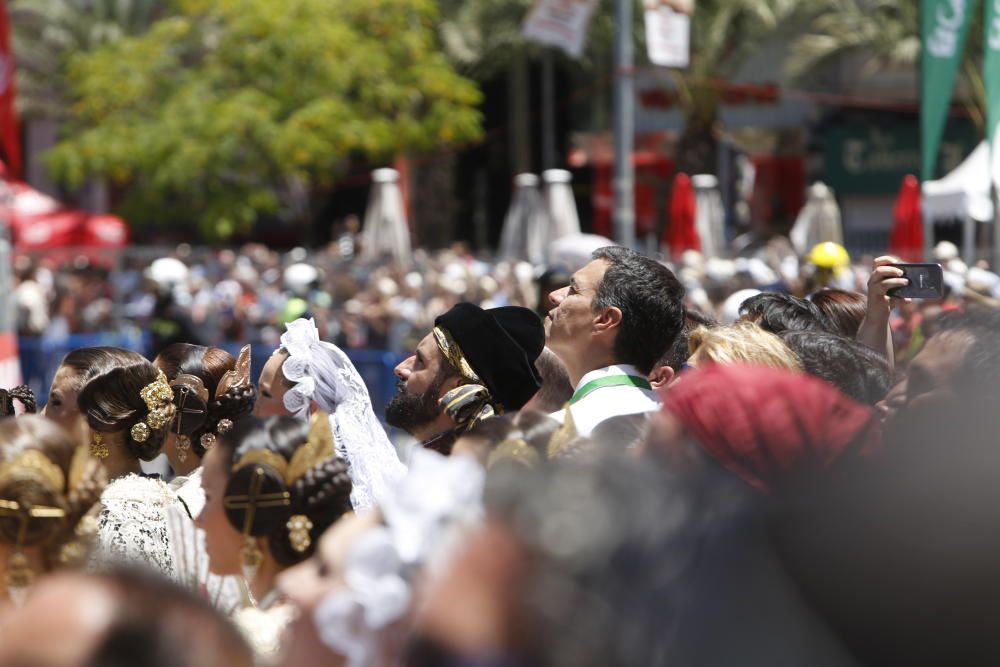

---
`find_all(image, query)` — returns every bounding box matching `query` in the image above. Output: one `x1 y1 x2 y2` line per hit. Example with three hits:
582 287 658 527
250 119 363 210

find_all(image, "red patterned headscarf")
662 364 881 494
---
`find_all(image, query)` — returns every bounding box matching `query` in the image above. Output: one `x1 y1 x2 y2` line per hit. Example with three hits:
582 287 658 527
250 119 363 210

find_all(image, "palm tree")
789 0 985 132
11 0 162 119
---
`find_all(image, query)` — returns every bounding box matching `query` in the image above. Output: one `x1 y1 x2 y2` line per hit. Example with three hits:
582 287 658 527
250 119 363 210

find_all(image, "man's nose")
395 355 415 380
549 286 568 307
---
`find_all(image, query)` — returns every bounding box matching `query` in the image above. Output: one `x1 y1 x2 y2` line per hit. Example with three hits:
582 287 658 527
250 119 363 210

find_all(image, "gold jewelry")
6 551 31 606
140 370 173 412
128 371 173 444
176 435 191 464
487 437 540 469
200 433 216 450
217 418 233 434
547 406 579 459
240 537 263 590
287 514 314 553
130 422 151 443
89 432 109 460
0 498 67 605
0 450 66 491
230 412 335 487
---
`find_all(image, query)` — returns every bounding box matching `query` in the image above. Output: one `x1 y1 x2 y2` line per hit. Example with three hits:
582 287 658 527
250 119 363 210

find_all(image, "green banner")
986 0 1000 142
922 0 979 180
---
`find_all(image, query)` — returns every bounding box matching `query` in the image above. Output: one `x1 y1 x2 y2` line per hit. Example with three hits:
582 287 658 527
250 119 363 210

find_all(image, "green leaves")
45 0 483 238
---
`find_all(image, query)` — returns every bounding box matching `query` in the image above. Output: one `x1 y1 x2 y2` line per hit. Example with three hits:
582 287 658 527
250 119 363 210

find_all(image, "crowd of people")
0 241 999 667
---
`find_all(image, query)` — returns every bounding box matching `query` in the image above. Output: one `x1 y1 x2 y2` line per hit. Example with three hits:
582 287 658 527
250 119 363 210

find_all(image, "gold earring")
89 432 109 460
6 551 32 606
287 514 314 553
176 435 191 464
240 536 263 588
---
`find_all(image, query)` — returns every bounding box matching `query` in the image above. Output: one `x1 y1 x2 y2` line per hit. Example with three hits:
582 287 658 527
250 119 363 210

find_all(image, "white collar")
574 364 647 391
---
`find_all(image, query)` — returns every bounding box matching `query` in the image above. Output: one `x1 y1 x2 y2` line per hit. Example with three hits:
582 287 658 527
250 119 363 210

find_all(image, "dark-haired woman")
196 413 353 662
154 342 256 610
0 415 105 606
41 347 128 446
76 348 183 578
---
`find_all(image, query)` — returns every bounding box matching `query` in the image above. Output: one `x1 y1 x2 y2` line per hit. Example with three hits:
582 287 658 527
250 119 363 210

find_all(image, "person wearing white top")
545 246 686 437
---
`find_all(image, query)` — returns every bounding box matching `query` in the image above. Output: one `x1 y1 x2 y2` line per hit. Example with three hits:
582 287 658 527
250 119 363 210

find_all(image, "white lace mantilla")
95 474 180 581
280 318 406 510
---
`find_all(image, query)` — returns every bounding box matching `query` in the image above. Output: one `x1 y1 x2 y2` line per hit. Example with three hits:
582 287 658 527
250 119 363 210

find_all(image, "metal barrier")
18 335 405 418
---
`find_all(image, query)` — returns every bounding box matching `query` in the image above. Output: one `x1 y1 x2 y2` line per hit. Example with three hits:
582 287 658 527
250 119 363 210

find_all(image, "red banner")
0 331 19 388
0 0 20 178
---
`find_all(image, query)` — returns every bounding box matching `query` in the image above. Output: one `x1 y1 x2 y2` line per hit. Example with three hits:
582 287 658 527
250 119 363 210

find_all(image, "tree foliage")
12 0 163 119
790 0 985 131
47 0 483 237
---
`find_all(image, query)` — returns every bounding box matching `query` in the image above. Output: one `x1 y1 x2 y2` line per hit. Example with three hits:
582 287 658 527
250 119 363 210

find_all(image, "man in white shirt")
546 246 685 437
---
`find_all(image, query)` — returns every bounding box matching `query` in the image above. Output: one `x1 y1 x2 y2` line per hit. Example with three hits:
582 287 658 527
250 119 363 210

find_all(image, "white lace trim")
279 318 406 510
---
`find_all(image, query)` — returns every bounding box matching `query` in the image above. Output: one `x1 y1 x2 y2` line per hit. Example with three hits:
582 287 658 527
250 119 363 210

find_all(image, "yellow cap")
807 242 850 270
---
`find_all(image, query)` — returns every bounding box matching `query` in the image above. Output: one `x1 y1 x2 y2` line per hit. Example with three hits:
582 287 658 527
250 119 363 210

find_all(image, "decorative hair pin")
225 412 336 558
131 371 173 443
170 374 210 464
0 449 69 604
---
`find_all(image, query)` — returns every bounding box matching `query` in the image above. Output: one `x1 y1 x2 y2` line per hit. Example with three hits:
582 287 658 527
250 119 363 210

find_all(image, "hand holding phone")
887 263 944 299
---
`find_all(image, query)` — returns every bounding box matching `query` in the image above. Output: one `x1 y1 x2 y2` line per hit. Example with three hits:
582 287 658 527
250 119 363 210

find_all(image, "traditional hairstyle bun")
77 356 176 461
0 385 37 417
218 415 353 566
156 344 257 459
0 416 105 569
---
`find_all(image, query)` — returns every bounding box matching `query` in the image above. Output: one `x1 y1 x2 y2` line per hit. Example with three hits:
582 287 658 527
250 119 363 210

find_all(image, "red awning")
1 180 129 250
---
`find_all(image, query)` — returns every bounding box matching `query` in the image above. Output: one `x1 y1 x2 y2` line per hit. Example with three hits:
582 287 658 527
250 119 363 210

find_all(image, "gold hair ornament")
0 496 67 603
229 411 336 487
0 450 66 492
547 407 579 459
287 515 314 553
487 437 540 469
130 370 173 443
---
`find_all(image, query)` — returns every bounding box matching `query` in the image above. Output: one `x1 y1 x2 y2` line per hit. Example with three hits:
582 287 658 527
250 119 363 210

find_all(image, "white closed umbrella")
692 174 726 259
362 168 411 264
499 173 550 265
790 182 843 256
542 169 582 249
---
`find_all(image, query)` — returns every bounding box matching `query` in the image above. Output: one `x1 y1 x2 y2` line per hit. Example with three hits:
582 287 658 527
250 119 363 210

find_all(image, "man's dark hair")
936 306 1000 399
657 309 718 372
738 292 833 335
779 331 890 405
591 247 685 374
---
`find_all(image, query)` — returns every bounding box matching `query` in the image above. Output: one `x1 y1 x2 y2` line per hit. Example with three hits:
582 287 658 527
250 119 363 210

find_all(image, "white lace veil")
278 318 405 510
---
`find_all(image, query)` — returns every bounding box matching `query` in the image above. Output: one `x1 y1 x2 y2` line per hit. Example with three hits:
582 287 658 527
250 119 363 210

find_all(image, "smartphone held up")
887 263 944 299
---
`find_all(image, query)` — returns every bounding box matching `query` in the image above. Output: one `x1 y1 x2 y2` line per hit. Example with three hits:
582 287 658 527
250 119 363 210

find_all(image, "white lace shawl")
167 469 243 614
280 318 406 510
95 474 181 581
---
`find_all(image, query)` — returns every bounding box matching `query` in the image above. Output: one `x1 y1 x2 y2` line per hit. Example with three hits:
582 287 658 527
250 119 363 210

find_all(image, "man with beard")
545 246 685 437
385 302 544 454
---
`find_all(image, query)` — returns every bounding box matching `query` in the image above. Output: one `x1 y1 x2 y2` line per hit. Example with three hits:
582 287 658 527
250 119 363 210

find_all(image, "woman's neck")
100 433 142 481
250 553 283 608
170 453 201 478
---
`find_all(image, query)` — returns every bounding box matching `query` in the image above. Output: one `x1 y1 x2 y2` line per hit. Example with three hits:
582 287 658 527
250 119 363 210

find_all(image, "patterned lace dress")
95 473 180 580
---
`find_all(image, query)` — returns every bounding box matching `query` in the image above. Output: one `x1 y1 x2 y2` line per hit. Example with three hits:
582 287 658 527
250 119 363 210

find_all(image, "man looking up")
385 302 545 454
545 246 685 436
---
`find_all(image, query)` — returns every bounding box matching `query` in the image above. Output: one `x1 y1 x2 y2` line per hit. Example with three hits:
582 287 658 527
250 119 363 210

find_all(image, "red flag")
0 0 20 178
664 172 699 258
889 174 923 261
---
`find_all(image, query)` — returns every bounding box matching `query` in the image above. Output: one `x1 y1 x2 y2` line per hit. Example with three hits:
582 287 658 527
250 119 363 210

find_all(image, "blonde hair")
688 321 803 371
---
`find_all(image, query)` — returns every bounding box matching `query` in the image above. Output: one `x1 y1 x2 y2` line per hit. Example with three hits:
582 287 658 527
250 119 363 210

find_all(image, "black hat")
434 303 544 411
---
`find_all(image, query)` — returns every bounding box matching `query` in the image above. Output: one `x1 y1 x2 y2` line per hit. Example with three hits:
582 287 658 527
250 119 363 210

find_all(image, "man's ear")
593 306 623 335
439 373 465 398
648 365 675 390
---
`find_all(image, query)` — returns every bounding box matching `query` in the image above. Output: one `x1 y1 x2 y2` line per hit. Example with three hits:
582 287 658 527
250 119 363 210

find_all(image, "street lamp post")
613 0 636 249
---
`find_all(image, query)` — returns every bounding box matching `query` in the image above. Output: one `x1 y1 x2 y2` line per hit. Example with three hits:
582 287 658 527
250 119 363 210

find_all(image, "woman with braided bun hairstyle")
76 348 184 580
154 343 256 612
196 413 353 662
0 385 37 417
41 347 131 447
0 415 105 606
